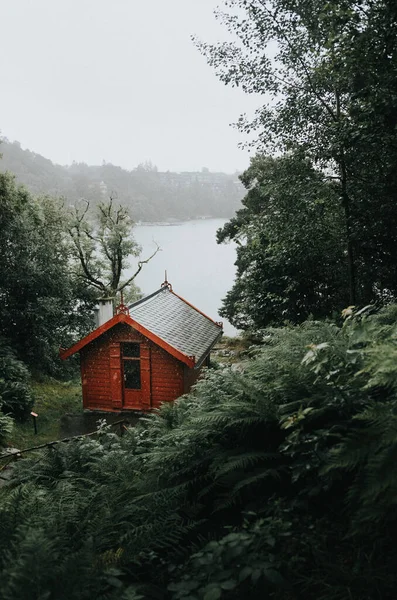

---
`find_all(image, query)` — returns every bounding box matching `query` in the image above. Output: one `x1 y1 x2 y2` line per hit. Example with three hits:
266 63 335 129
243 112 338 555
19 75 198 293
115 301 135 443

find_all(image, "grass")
211 335 253 365
7 378 83 450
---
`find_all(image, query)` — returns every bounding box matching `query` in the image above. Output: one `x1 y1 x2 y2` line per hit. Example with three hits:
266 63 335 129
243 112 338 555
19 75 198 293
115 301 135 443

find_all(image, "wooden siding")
183 355 210 394
150 344 184 409
80 322 186 412
109 343 122 410
81 339 112 410
61 311 195 367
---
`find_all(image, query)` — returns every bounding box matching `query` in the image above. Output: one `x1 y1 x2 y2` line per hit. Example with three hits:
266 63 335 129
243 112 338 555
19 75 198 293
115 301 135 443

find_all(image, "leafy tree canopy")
217 153 348 329
197 0 397 313
0 171 96 374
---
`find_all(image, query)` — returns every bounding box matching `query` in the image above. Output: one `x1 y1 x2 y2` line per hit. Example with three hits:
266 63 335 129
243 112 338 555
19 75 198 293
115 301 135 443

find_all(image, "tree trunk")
335 89 356 306
340 159 356 306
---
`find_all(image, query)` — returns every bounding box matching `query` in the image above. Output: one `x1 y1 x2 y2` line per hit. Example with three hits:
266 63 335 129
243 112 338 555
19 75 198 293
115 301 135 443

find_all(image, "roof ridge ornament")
116 291 130 316
161 270 173 291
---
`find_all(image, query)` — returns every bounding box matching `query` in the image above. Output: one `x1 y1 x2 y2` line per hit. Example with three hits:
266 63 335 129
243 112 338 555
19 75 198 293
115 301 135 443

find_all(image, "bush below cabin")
1 306 397 599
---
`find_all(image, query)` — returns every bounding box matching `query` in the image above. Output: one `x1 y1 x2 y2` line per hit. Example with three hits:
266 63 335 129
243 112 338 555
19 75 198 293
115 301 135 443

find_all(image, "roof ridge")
170 289 223 329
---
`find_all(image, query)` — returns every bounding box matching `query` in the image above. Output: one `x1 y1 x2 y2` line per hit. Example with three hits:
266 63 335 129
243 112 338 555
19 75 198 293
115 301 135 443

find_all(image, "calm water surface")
130 219 238 336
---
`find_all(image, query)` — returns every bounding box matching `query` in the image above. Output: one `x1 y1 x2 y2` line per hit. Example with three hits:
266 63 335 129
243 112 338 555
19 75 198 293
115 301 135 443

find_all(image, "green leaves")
68 198 148 302
217 153 347 330
0 173 96 374
0 340 33 421
3 306 397 597
202 0 397 316
0 410 13 446
203 588 221 600
167 521 290 599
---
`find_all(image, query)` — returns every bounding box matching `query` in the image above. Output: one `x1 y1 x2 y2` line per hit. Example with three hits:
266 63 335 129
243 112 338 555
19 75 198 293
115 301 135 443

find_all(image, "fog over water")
131 219 238 336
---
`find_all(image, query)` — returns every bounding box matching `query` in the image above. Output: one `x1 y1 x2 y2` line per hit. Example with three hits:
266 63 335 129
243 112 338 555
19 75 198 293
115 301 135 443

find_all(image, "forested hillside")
0 138 244 221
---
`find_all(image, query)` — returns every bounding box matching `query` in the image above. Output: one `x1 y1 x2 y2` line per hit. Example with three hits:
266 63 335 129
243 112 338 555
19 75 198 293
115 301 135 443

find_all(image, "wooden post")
31 411 38 435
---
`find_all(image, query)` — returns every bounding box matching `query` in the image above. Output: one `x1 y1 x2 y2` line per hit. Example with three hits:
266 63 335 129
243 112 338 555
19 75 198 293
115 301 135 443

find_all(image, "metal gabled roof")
129 286 223 367
59 312 198 366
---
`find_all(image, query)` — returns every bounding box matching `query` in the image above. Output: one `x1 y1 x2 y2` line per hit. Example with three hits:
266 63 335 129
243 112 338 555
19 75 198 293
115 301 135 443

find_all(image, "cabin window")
122 343 141 389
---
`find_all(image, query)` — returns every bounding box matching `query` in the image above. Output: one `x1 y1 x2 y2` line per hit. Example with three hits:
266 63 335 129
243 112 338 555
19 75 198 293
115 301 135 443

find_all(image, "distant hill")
0 139 244 221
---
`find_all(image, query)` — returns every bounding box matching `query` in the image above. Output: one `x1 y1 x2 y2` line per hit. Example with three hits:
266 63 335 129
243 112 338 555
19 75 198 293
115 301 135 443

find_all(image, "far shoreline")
136 216 232 226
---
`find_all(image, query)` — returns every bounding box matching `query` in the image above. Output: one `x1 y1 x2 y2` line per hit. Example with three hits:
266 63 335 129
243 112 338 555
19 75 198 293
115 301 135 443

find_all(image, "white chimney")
94 299 114 327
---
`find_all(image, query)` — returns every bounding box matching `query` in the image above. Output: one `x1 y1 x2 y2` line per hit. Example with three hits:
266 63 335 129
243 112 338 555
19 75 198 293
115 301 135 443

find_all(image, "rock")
218 349 231 357
230 362 246 373
0 466 14 480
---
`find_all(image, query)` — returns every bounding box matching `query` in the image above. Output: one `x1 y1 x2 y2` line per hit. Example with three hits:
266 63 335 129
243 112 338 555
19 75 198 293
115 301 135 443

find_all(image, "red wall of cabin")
81 338 112 411
80 323 186 411
150 345 184 409
183 365 201 394
183 354 211 394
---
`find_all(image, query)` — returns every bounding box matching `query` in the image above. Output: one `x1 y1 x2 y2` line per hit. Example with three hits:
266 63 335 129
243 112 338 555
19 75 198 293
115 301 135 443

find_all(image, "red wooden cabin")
60 283 223 412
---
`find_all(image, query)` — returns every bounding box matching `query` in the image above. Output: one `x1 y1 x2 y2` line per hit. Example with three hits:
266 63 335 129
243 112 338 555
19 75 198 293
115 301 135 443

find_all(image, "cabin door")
121 342 151 410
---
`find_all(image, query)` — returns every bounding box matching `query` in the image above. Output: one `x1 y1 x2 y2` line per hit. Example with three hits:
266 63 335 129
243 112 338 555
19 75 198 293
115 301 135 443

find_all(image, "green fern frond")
212 451 280 478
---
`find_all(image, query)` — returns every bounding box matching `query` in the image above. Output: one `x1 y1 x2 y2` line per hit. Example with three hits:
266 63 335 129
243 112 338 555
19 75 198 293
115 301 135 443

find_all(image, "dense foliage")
1 306 397 598
0 412 13 447
0 340 33 422
0 171 96 375
198 0 397 326
0 138 244 222
217 154 347 328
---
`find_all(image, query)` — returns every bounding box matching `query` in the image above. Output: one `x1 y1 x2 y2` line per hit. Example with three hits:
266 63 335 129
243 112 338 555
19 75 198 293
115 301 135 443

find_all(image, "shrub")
0 408 13 447
1 307 397 598
0 340 34 421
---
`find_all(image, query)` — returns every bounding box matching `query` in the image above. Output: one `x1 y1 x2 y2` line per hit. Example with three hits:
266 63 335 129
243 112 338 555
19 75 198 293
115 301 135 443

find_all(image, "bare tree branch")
68 201 108 293
118 244 161 292
69 198 158 299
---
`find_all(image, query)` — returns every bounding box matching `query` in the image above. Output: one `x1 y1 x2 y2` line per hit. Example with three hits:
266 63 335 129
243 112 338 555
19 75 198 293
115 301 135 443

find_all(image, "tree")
0 172 96 374
217 153 347 329
68 198 160 302
135 160 158 172
196 0 397 307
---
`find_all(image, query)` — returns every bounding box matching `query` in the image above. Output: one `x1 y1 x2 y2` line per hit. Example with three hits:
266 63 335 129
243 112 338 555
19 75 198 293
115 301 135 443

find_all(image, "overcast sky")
0 0 260 172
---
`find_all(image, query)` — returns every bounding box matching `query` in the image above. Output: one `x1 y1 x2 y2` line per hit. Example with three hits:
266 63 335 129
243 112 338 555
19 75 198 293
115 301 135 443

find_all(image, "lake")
129 219 238 336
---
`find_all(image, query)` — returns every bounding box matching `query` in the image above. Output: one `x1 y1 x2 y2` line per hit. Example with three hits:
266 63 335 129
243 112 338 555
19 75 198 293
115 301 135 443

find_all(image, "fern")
2 306 397 598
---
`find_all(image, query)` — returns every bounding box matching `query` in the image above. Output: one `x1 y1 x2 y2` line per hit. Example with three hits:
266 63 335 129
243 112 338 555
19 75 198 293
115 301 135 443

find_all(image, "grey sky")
0 0 260 172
